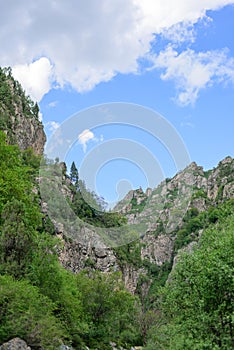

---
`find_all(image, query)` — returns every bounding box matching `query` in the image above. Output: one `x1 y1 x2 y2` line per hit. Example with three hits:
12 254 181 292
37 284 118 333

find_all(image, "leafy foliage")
0 275 65 349
76 271 142 349
145 209 234 350
174 200 234 251
0 130 141 349
114 240 143 268
129 189 147 214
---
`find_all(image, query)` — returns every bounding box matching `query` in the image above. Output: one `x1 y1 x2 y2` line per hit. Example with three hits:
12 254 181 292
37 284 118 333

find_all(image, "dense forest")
0 68 233 349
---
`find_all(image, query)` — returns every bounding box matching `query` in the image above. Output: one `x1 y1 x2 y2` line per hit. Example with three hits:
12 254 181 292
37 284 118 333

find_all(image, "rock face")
0 338 31 350
0 68 46 155
58 237 119 273
39 156 234 294
5 110 46 155
141 234 174 266
121 265 148 295
48 157 234 293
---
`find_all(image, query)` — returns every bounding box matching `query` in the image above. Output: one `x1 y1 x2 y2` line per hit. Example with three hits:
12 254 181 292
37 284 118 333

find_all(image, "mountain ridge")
0 67 233 349
52 154 234 294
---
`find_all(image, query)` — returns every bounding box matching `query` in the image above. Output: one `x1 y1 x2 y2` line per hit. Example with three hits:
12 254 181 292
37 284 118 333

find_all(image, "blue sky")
1 1 234 205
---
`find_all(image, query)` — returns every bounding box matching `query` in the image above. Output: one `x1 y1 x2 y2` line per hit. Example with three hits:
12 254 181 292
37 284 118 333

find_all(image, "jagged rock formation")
6 108 46 155
0 67 46 155
45 156 234 293
118 157 233 270
58 236 119 273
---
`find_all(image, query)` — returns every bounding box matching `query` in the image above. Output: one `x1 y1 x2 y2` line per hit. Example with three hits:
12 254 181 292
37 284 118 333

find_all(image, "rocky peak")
0 67 46 155
219 155 233 165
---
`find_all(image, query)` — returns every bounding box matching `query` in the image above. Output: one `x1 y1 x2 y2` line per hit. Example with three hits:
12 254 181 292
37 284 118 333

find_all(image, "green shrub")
0 275 65 349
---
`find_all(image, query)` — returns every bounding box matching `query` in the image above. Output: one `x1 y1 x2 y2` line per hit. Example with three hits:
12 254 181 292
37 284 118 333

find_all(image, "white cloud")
134 0 234 33
46 121 60 132
1 0 234 102
160 21 197 44
48 101 58 108
12 57 53 102
78 129 96 152
149 46 234 105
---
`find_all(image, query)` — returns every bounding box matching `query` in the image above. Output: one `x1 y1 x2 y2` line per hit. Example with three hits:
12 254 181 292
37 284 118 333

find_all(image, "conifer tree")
70 161 79 189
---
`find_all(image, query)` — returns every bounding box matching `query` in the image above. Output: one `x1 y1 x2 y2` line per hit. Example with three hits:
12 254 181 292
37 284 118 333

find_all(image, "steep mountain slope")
0 67 46 155
0 69 142 349
56 156 234 293
118 156 234 257
144 207 234 350
0 67 233 349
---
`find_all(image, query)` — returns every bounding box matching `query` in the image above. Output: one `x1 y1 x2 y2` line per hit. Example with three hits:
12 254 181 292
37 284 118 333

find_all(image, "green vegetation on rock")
0 130 142 349
0 68 233 349
145 208 234 350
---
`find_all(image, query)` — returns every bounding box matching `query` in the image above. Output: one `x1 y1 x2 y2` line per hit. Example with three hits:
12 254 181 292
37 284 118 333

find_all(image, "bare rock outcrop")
0 338 31 350
40 156 234 294
0 69 46 155
7 111 46 155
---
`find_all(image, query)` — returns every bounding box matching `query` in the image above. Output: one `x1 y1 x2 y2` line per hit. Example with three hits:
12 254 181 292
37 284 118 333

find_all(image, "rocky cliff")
45 156 234 293
0 67 46 155
1 66 233 296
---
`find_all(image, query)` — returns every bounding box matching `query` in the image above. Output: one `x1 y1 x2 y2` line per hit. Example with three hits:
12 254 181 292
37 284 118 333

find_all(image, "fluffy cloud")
1 0 234 102
149 46 234 105
160 21 198 44
46 121 60 133
12 58 53 101
134 0 234 31
78 129 97 152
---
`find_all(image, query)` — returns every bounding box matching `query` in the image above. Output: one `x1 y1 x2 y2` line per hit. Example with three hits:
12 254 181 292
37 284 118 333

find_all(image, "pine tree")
70 161 79 189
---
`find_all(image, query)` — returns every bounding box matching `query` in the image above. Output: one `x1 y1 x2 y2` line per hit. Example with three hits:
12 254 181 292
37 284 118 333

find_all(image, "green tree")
76 271 142 348
70 161 79 189
0 132 33 215
0 199 40 277
146 214 234 349
0 275 65 349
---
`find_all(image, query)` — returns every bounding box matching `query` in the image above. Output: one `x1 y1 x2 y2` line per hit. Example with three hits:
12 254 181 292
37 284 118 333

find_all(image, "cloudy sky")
1 0 234 203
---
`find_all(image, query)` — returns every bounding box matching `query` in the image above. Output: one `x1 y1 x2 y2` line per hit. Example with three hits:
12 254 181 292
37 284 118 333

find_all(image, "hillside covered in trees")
0 68 233 349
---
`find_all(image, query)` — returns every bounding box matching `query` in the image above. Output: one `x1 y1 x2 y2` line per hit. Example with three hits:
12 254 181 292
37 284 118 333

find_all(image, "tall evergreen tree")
70 161 79 189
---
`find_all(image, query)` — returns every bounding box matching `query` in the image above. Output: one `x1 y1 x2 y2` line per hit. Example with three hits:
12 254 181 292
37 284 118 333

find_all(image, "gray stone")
0 338 31 350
